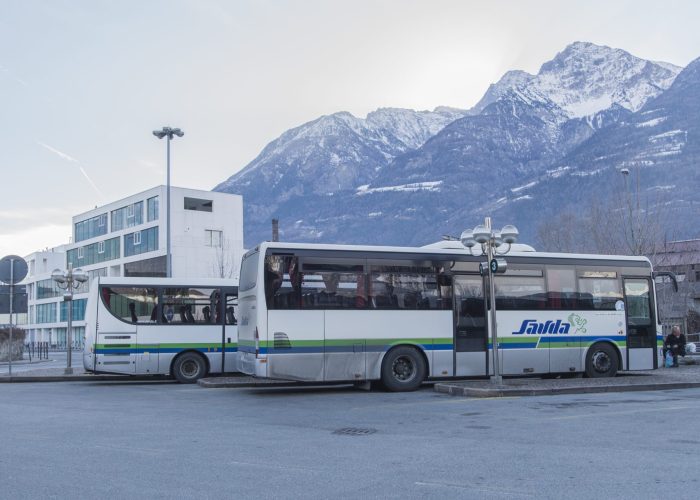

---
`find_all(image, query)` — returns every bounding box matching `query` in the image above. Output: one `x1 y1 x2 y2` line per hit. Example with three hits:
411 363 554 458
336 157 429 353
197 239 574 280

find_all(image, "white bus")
238 242 668 391
83 277 238 383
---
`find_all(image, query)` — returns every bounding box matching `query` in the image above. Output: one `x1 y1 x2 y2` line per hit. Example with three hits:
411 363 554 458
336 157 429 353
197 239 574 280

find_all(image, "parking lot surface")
1 382 699 499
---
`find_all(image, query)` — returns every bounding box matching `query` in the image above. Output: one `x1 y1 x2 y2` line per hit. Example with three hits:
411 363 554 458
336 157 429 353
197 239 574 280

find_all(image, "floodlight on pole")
52 263 88 374
153 126 184 278
461 217 519 385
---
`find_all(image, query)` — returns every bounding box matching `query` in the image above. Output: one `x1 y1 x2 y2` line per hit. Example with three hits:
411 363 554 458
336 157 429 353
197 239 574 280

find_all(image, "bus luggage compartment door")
96 332 137 374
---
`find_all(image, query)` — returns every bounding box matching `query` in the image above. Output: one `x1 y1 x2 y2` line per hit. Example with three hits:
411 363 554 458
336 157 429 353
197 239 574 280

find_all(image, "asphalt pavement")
1 380 700 499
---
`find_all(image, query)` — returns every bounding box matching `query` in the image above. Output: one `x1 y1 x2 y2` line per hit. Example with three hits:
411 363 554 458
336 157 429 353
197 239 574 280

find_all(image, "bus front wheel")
381 346 426 392
585 343 618 378
172 352 208 383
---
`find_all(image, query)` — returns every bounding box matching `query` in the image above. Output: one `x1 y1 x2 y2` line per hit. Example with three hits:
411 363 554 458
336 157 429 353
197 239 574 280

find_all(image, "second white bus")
83 277 238 382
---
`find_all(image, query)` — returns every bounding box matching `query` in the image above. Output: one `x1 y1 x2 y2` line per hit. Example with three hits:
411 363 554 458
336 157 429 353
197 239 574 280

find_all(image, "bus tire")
381 346 426 392
172 352 208 383
585 343 619 378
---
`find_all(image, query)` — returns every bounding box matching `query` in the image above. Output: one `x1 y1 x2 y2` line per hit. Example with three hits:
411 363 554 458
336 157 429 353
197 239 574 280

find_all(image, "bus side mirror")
653 271 678 292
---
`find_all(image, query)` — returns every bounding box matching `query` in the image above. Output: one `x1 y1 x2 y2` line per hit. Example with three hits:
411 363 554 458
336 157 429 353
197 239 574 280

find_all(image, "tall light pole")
461 217 519 385
153 126 184 278
52 263 88 374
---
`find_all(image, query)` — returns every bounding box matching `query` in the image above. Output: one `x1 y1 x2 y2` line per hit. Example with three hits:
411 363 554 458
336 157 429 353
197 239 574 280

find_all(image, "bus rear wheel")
173 352 208 383
585 343 619 378
381 346 426 392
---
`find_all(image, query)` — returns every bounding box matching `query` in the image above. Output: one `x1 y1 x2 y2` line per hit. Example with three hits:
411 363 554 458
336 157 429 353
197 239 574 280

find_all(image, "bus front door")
624 277 657 370
453 275 488 376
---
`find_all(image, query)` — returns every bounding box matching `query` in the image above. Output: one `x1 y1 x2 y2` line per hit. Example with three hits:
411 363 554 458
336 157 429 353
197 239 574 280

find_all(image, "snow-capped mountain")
472 42 681 117
214 42 694 247
477 54 700 241
214 106 466 232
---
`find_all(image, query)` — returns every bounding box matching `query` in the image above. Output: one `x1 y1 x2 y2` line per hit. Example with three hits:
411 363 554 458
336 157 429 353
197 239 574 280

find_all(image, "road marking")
549 405 696 420
415 480 534 497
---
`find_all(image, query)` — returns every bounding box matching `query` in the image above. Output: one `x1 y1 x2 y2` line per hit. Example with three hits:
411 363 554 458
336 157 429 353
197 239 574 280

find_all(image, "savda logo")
512 319 571 335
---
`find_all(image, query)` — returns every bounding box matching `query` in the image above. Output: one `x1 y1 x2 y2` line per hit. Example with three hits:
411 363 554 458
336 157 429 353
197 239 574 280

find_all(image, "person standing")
663 325 687 367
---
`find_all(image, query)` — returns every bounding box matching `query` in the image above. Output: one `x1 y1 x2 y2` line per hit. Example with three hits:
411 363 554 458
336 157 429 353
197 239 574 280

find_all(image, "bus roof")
247 241 652 265
94 277 239 287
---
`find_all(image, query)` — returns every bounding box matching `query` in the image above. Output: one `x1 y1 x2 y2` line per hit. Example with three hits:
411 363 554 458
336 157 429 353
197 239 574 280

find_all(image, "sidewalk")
435 357 700 397
0 351 154 382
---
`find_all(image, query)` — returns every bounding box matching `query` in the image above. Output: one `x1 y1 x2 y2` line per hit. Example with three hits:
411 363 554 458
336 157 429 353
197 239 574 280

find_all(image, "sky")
1 0 700 259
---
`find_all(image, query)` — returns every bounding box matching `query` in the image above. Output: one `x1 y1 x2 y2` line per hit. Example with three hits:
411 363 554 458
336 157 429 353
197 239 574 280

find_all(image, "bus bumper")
239 352 266 377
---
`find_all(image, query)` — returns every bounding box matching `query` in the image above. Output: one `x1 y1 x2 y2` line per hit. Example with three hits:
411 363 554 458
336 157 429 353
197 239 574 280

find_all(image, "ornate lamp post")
460 217 519 385
153 126 184 278
52 264 88 374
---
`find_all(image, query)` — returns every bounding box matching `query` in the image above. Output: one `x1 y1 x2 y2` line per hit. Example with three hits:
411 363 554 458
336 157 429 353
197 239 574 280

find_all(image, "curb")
434 381 700 398
197 377 303 389
0 375 173 383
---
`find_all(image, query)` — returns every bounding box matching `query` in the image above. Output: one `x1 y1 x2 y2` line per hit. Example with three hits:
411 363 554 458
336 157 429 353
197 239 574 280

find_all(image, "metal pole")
8 258 14 378
485 218 502 385
65 262 73 375
166 135 172 278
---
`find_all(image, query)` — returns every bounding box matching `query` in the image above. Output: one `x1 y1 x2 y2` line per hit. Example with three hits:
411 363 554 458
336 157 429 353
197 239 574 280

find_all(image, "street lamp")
153 126 184 278
460 217 519 385
52 263 88 374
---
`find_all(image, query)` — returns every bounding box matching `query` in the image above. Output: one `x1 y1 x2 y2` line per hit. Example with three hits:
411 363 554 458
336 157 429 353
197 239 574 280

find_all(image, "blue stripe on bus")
95 347 238 355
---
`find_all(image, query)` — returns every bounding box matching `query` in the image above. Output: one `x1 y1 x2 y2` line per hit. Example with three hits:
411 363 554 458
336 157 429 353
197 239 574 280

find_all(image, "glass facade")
67 237 120 267
74 213 108 242
36 279 63 299
36 303 57 323
147 196 159 222
111 201 144 232
124 226 158 257
60 299 87 322
123 256 167 278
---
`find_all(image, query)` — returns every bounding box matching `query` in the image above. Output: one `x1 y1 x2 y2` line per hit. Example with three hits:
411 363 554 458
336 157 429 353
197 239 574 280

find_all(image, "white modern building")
23 186 244 346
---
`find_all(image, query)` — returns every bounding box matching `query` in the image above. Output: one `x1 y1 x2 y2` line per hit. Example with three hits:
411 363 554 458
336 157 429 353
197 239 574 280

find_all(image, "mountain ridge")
213 42 694 248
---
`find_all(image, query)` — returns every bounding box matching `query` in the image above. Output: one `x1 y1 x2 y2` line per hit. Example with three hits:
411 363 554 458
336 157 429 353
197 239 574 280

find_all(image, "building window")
147 196 159 222
36 303 57 324
205 229 222 247
111 201 143 232
60 299 87 322
124 227 158 257
184 197 213 212
74 213 108 242
67 237 120 267
123 256 167 278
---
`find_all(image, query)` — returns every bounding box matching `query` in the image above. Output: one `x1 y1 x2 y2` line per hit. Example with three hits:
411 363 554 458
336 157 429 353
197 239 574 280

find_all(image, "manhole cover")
333 427 377 436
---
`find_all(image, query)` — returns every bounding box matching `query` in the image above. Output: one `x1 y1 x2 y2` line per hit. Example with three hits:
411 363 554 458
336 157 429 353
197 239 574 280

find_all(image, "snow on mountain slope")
473 42 681 119
213 42 691 247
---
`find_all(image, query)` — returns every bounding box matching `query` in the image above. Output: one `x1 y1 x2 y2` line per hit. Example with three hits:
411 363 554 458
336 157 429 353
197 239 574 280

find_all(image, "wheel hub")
182 360 200 378
392 356 416 381
592 351 611 373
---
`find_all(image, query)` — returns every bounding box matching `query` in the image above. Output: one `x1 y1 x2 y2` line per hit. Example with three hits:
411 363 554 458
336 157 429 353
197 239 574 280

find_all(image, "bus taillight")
254 327 260 357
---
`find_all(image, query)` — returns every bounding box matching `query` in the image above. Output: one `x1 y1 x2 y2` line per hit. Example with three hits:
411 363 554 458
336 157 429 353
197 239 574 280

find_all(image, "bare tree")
536 171 675 257
212 238 237 279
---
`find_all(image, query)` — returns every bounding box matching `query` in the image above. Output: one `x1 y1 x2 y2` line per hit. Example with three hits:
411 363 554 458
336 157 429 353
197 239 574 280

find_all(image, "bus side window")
102 287 158 324
546 268 577 310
